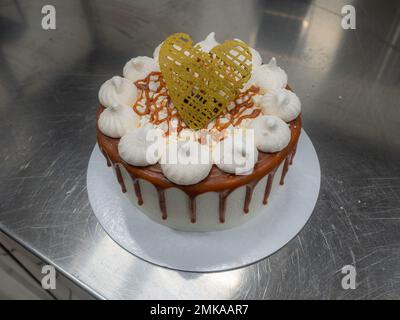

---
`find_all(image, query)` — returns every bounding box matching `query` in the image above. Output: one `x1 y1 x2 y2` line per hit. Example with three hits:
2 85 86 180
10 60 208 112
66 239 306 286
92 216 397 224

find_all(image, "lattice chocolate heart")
159 33 252 130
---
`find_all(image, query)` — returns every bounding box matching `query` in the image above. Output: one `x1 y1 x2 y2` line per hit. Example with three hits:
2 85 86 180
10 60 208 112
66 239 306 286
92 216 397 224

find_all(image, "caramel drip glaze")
279 156 290 186
263 170 276 205
189 197 196 223
97 105 301 224
115 165 127 193
133 178 143 206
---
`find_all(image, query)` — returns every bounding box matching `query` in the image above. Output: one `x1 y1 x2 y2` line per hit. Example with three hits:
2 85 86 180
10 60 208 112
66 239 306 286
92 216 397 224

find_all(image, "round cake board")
87 130 320 272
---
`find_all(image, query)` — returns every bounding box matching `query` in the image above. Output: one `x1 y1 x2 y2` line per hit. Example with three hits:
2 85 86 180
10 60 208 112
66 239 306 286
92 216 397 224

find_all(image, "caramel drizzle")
212 86 260 131
132 72 261 135
133 72 186 135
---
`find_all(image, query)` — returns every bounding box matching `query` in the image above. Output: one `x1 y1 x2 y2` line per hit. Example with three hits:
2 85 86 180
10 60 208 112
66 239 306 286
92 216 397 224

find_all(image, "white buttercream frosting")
118 125 164 166
250 115 291 152
214 131 258 175
98 104 139 138
98 76 138 108
161 140 212 185
259 88 301 122
153 42 162 63
196 32 219 53
247 57 287 93
123 56 159 82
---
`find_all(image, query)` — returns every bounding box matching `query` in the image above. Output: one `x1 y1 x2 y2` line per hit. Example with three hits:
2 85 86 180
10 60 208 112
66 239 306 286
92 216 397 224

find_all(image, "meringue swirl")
118 125 164 166
250 115 291 152
98 104 139 138
98 76 138 108
248 57 287 93
161 140 212 185
259 88 301 122
214 131 258 175
123 56 159 82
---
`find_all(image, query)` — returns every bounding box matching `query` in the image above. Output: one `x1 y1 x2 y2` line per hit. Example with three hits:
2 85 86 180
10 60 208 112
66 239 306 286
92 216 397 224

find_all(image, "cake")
96 32 302 231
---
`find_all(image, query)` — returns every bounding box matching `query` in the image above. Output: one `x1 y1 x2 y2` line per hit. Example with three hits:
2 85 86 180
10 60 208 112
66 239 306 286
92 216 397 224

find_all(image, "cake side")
118 158 286 231
97 106 300 229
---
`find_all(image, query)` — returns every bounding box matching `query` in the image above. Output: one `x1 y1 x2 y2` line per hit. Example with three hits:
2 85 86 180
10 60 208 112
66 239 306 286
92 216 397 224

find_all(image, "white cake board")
87 130 320 272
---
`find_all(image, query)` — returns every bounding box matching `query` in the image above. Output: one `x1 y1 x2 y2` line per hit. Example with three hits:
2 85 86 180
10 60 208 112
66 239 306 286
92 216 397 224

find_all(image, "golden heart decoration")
159 33 252 130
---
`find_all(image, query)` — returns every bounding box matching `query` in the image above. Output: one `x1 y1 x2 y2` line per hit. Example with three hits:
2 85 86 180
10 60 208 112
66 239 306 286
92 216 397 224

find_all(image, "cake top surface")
97 32 301 185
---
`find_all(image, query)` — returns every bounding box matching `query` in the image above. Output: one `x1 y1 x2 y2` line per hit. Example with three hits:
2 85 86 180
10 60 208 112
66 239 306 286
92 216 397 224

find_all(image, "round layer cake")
96 32 302 231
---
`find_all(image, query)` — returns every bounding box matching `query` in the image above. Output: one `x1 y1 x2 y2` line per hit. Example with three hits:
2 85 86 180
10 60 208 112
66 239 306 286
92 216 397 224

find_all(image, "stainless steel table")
1 0 399 299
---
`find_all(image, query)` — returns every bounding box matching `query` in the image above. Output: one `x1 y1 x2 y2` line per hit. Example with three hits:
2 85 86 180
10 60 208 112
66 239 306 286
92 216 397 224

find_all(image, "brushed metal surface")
0 0 399 299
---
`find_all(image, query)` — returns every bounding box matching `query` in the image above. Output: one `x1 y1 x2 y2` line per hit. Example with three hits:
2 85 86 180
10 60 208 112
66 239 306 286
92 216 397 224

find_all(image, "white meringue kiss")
161 140 212 185
248 57 287 93
196 32 219 53
214 131 258 175
123 56 159 82
250 115 291 153
234 38 262 68
259 88 301 122
98 76 138 108
118 125 164 166
98 104 139 138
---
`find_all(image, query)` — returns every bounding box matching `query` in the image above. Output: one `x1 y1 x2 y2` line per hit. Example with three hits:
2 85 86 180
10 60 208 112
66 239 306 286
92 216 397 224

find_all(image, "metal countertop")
1 0 400 299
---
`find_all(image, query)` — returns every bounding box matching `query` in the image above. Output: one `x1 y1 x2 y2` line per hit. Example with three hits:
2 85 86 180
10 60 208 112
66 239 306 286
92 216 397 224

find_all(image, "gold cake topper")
159 33 252 130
